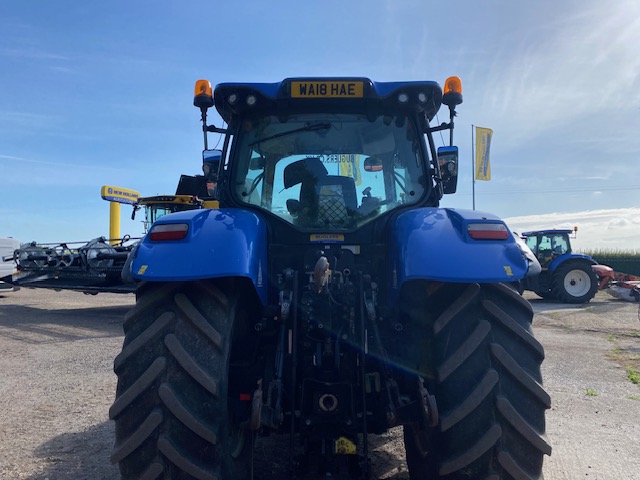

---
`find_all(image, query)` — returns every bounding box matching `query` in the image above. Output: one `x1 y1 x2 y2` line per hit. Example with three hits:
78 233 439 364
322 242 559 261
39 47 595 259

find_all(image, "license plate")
291 81 364 98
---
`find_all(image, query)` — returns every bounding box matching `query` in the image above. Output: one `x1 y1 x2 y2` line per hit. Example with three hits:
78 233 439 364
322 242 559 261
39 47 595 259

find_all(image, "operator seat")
315 175 358 227
537 242 554 268
284 157 328 223
283 158 358 227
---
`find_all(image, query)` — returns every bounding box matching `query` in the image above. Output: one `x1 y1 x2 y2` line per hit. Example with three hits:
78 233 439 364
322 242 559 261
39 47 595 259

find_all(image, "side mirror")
131 204 140 221
249 154 265 171
363 156 383 172
437 146 459 194
202 149 222 170
202 149 222 197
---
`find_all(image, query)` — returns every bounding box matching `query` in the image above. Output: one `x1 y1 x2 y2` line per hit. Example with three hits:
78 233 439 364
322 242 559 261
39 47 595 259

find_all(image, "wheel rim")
563 269 591 297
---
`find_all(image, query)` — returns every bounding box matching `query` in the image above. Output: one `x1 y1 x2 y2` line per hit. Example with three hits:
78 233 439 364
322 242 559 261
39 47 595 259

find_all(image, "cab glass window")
550 234 569 255
232 113 429 230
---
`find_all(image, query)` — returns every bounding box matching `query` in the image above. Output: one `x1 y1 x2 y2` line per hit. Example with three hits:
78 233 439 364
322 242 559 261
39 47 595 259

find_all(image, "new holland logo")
101 185 141 205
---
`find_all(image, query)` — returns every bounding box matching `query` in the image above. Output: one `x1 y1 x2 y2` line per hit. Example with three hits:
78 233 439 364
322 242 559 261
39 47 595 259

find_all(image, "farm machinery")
516 228 613 304
3 193 203 294
109 77 550 479
7 236 139 294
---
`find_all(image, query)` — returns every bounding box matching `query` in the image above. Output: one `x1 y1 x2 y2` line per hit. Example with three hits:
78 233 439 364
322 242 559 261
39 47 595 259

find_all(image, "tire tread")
109 357 166 419
440 369 499 432
439 424 502 475
164 333 218 396
437 320 490 382
159 383 217 445
158 436 219 480
114 312 173 373
491 343 551 408
175 292 223 349
111 409 162 464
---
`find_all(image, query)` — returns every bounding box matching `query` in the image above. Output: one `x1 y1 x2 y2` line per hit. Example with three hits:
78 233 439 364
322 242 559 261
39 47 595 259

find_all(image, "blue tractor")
518 229 599 304
110 77 550 479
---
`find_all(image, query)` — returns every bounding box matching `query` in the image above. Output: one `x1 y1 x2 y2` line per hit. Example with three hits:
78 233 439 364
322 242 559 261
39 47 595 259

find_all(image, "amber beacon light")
194 79 214 109
442 76 463 107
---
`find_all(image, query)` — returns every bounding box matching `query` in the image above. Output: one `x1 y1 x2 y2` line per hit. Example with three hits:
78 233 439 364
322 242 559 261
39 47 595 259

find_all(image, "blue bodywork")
214 78 444 123
548 253 596 271
389 208 529 296
131 208 268 304
131 206 528 306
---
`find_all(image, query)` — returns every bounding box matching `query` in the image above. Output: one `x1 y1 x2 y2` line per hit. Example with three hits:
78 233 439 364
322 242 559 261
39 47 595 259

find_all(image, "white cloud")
506 208 640 251
0 153 121 172
608 217 633 228
477 1 640 150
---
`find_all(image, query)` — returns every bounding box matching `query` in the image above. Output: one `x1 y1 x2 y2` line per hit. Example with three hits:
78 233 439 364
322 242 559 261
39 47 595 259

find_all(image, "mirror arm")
199 108 209 150
200 106 227 150
448 105 457 146
428 122 451 134
206 125 228 134
428 107 458 143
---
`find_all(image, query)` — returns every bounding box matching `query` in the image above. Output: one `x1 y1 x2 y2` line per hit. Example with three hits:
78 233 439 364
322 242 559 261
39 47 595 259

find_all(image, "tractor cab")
132 195 201 233
194 78 461 238
522 229 574 269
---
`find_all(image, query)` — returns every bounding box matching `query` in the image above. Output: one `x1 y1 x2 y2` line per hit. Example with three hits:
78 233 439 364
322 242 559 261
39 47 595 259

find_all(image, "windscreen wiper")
249 121 331 147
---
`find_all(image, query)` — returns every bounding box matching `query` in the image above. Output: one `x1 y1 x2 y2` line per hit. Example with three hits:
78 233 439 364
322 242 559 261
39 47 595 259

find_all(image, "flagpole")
471 124 476 210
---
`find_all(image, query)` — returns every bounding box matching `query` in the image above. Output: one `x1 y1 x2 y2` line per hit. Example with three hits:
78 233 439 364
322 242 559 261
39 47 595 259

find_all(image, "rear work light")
149 223 189 241
467 222 509 240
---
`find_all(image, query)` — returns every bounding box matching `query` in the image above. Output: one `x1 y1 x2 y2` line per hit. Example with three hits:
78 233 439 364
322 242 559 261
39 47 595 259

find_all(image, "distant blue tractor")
111 77 550 479
518 229 599 303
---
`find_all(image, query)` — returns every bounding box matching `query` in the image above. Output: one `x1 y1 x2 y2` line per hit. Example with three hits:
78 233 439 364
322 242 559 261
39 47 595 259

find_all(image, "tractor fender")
130 208 268 304
388 208 530 292
548 254 596 272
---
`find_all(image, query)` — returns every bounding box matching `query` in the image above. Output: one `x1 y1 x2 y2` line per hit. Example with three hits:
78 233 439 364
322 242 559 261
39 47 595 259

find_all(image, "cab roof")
521 229 574 237
213 77 443 124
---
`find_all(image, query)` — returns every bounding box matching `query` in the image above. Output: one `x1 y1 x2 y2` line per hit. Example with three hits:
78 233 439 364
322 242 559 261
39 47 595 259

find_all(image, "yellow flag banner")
475 127 493 181
338 154 362 186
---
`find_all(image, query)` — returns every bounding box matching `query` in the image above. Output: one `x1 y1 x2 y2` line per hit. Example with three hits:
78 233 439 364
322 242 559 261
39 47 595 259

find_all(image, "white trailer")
0 237 20 292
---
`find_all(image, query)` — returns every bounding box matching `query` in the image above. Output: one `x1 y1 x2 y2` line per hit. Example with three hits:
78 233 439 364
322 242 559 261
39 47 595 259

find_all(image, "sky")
1 0 639 250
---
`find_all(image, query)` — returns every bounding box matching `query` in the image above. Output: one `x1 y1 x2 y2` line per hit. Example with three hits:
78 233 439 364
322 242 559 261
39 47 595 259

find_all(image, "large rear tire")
110 280 253 480
551 262 598 304
402 282 551 479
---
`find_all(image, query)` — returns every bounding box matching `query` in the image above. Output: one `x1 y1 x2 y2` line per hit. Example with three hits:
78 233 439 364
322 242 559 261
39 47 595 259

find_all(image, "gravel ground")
530 292 640 480
1 288 639 479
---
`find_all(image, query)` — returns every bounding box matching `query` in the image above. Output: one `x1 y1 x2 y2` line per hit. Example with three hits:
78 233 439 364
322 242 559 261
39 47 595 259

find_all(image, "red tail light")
149 223 189 241
467 223 509 240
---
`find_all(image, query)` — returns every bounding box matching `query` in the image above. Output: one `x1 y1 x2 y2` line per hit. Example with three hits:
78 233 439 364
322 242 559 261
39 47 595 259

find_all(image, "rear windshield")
231 113 430 230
